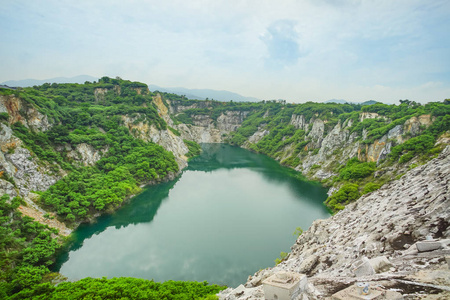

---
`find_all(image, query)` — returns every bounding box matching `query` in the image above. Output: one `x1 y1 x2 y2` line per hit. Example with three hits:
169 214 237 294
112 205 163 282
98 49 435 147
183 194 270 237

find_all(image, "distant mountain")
325 99 348 104
324 99 379 105
360 100 378 105
1 75 99 87
148 84 260 102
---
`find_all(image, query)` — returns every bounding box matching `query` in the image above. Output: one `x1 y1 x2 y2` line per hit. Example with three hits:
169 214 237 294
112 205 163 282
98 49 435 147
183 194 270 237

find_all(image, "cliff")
1 81 448 298
220 146 450 299
0 89 189 234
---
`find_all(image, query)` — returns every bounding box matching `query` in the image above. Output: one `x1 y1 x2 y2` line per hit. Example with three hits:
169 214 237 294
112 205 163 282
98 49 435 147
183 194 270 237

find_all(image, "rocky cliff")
220 146 450 299
0 91 190 233
1 84 448 298
168 100 249 143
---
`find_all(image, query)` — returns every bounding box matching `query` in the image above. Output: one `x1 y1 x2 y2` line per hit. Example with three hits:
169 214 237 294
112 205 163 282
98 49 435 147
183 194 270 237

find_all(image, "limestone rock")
0 179 17 198
368 256 392 273
7 147 59 197
307 119 324 149
225 146 450 299
298 255 319 274
416 241 442 252
217 111 248 132
360 112 381 122
290 114 307 130
247 128 270 144
67 143 107 166
26 107 51 132
148 126 189 170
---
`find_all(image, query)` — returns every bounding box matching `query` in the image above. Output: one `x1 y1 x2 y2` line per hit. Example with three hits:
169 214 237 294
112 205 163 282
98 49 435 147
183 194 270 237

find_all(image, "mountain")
360 100 378 105
1 75 99 87
148 84 260 102
325 99 348 104
325 99 379 105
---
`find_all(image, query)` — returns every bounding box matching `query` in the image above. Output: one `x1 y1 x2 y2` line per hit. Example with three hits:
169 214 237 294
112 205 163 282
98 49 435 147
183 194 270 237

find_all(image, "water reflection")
54 144 329 287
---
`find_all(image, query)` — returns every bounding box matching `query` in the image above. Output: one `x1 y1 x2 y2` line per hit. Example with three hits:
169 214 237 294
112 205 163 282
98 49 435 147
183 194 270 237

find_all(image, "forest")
0 78 449 298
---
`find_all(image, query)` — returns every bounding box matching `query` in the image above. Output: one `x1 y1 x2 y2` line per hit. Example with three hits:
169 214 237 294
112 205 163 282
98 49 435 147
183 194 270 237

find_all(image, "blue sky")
1 0 449 103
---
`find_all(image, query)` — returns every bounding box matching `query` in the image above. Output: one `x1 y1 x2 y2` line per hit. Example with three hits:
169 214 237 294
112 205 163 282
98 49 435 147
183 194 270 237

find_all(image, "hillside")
0 78 449 299
220 146 450 299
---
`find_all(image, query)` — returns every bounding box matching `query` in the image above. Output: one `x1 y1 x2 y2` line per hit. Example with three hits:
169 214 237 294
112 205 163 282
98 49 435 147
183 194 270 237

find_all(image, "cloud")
260 20 303 69
0 0 449 103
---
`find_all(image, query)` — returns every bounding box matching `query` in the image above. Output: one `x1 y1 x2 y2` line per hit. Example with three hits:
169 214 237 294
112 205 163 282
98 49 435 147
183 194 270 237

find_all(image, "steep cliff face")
123 94 190 170
0 94 51 131
65 143 108 166
0 91 191 211
245 112 438 182
220 146 450 299
168 100 248 143
0 96 59 199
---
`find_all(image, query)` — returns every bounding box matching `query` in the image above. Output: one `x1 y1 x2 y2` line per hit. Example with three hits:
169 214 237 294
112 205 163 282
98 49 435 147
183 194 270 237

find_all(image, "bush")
362 182 381 194
184 139 202 158
0 112 9 122
168 126 181 136
326 183 360 211
390 134 435 162
339 158 376 180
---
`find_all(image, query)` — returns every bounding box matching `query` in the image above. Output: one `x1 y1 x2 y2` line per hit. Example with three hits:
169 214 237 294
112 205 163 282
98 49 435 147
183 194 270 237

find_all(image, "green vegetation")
338 158 376 180
293 226 303 238
0 78 194 298
362 183 381 195
7 277 224 300
1 80 449 298
326 183 360 211
0 112 9 122
41 140 177 223
0 195 62 298
168 126 181 136
5 78 179 223
274 251 289 265
184 139 202 159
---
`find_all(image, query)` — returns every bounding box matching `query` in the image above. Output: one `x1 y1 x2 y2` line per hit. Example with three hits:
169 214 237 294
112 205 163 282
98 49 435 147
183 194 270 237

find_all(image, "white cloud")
0 0 449 103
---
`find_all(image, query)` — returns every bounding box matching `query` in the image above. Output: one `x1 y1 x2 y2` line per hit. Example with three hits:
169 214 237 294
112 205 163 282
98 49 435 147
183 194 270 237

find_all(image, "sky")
1 0 449 103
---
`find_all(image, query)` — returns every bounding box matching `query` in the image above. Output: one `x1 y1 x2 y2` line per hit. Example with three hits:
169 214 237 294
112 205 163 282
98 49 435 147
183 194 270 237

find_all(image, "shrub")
326 183 360 211
339 158 376 180
362 182 381 194
0 112 9 122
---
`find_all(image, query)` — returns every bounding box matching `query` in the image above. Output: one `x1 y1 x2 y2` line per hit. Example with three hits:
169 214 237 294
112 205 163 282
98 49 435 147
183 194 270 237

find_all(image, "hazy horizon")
1 0 449 104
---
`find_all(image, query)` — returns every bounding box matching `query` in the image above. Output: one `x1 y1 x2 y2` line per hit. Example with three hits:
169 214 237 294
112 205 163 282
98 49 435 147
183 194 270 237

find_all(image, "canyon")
0 84 449 299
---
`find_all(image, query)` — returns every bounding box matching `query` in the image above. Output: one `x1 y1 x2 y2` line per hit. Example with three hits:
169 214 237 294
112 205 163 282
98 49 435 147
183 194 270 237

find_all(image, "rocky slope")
168 100 249 143
0 92 190 233
247 113 435 178
219 146 450 299
1 86 449 298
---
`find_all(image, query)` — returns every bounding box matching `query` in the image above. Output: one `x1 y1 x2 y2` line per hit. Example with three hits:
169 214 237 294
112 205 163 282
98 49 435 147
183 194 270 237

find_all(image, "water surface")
55 144 329 287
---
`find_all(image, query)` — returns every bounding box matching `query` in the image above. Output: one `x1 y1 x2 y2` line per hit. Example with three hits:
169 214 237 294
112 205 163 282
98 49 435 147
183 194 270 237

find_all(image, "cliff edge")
220 146 450 299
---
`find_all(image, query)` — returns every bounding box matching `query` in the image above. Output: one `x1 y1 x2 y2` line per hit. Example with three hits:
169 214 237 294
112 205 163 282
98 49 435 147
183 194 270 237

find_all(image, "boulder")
416 241 442 252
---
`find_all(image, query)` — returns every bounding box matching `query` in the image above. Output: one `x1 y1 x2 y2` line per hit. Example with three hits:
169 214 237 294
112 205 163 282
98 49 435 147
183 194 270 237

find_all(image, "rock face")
217 111 249 132
66 143 108 166
220 146 450 299
5 147 59 197
0 94 51 131
290 114 307 130
168 100 248 143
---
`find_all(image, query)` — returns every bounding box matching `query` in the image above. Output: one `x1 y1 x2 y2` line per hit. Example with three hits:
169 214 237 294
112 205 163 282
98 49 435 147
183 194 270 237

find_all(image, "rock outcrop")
219 146 450 299
5 147 58 197
0 94 51 131
168 100 248 143
66 143 108 166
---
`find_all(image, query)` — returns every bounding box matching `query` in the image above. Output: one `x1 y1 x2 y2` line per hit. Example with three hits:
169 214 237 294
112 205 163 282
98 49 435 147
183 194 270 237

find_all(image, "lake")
54 144 329 288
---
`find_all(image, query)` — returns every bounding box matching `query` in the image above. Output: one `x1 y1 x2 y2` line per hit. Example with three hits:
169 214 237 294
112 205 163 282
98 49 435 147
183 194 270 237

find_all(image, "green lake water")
54 144 330 288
